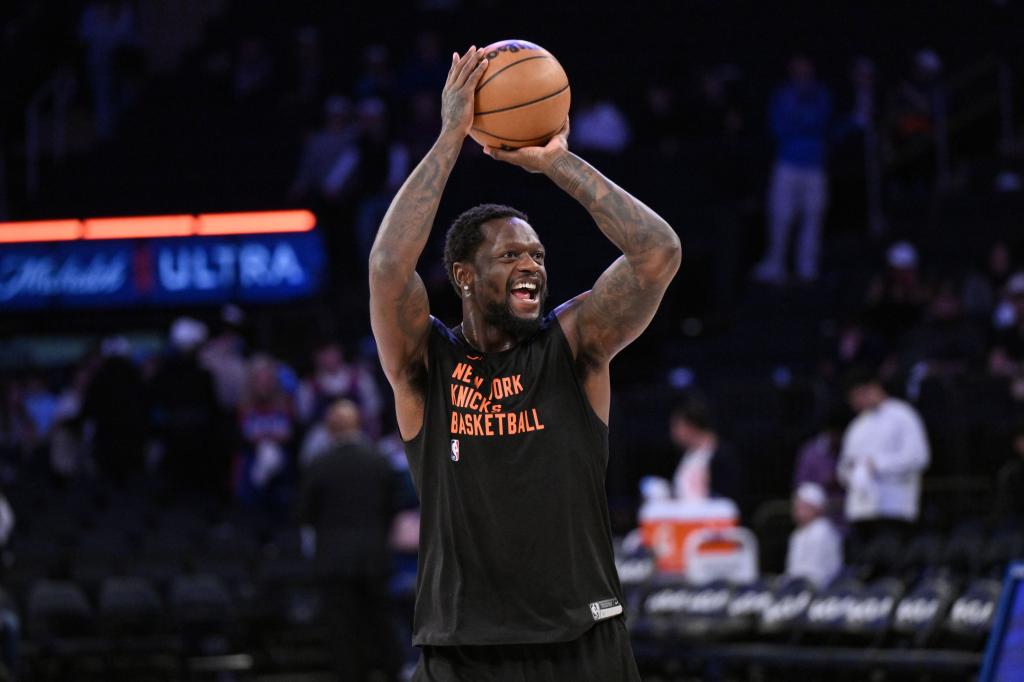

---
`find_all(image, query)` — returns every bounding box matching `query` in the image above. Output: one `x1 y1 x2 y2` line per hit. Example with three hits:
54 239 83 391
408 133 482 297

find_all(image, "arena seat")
979 528 1024 579
838 576 904 645
27 580 94 639
938 577 1002 650
941 522 986 579
897 531 945 583
723 576 776 640
890 574 957 648
98 576 164 637
756 576 816 642
801 576 865 645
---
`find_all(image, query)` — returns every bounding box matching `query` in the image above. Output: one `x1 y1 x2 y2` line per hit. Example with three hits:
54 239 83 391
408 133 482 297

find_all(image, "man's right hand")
441 46 488 137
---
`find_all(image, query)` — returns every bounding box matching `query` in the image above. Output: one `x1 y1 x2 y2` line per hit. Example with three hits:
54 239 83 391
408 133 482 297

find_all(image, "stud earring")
462 285 471 297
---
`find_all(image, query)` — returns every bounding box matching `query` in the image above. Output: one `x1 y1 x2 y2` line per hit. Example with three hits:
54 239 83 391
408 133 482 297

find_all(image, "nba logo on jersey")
450 439 460 462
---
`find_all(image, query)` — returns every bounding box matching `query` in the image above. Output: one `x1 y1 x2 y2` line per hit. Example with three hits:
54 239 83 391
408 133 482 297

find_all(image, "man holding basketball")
370 46 680 681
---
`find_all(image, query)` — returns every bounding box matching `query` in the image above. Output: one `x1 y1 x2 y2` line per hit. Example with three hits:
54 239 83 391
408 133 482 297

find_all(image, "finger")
445 51 458 85
452 46 477 85
465 57 489 87
453 47 481 88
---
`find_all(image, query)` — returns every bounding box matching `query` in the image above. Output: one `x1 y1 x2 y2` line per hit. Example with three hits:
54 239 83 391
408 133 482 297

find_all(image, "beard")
483 289 548 340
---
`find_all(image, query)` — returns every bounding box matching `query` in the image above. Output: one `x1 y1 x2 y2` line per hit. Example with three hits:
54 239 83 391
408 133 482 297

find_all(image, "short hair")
443 204 528 294
842 366 881 394
670 393 714 431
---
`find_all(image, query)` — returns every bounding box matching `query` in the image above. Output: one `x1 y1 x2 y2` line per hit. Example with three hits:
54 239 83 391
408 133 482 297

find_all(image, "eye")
501 251 517 259
533 251 545 262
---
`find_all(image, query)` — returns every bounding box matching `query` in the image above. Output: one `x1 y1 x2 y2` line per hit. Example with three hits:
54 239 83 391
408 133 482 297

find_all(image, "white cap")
795 482 827 509
170 317 208 352
887 241 918 269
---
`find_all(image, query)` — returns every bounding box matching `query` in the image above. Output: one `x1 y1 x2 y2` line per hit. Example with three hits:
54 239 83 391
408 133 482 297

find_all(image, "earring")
462 285 471 297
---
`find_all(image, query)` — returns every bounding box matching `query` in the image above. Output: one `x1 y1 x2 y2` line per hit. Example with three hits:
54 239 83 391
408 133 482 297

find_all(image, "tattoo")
547 152 680 360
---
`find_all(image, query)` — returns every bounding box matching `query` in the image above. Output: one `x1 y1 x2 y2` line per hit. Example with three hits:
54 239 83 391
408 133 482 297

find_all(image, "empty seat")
98 577 164 636
939 577 1001 650
757 575 816 642
27 580 94 639
169 574 232 627
891 574 957 647
839 576 904 645
802 576 864 645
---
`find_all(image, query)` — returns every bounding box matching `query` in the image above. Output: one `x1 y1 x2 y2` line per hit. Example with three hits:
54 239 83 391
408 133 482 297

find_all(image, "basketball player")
370 46 680 681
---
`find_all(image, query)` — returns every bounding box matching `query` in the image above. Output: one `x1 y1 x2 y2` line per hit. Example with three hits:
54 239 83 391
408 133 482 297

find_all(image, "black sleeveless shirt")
403 312 624 646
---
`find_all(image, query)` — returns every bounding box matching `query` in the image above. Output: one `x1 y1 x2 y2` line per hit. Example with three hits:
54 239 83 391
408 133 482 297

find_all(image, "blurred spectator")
199 304 249 412
838 369 930 549
82 336 148 484
49 364 95 480
993 421 1024 526
793 409 847 528
830 57 881 234
397 30 449 96
902 277 986 372
20 376 58 453
79 0 135 139
297 341 382 436
297 399 400 681
753 55 833 284
571 95 632 154
288 95 355 203
149 317 223 499
785 482 843 589
635 82 680 158
290 25 324 106
963 240 1014 320
353 44 394 101
864 241 932 343
235 355 296 510
233 36 274 101
323 98 410 267
669 394 741 505
886 48 947 195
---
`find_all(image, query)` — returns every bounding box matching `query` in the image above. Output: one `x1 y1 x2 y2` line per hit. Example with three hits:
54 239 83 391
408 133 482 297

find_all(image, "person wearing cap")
838 368 930 551
785 482 843 589
864 241 931 343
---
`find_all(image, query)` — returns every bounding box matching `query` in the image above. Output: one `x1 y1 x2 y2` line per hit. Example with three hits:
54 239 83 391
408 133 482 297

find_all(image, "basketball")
470 40 571 150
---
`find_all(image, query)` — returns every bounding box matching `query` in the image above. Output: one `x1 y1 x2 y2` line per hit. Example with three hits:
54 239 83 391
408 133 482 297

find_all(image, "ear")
452 261 474 290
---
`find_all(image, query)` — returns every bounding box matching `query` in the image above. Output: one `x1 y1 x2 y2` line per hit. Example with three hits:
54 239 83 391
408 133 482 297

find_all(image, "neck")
460 309 517 353
689 432 716 451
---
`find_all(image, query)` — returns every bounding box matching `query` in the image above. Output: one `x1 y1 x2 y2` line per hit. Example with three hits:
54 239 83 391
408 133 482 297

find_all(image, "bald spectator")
297 400 400 681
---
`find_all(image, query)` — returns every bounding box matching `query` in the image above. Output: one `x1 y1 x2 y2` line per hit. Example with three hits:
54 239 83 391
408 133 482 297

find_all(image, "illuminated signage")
0 231 324 309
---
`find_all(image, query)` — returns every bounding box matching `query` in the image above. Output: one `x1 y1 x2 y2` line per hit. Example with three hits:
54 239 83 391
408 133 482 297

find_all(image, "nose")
517 253 541 272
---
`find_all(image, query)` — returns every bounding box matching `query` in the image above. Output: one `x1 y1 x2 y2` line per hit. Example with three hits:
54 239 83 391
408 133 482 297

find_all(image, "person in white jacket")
785 482 843 589
838 369 930 550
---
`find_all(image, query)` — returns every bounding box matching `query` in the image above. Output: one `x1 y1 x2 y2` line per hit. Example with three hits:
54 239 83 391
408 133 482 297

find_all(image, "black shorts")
412 617 641 682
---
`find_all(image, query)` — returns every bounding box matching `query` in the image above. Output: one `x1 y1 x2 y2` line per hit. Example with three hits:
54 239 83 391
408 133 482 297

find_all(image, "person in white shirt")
785 482 843 589
669 395 741 505
838 369 930 549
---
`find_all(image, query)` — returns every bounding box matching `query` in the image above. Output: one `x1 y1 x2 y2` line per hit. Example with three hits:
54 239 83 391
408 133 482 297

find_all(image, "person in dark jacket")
669 394 742 507
297 399 399 681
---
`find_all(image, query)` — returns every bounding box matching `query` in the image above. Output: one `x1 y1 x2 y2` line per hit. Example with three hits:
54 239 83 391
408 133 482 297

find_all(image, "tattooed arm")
482 121 681 420
369 46 487 439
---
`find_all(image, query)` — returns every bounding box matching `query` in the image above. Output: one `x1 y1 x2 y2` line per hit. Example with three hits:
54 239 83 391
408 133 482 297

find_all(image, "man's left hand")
482 119 569 174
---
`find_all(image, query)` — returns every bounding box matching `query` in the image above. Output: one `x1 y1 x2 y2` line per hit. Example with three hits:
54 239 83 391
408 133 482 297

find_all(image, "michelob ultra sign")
0 210 324 309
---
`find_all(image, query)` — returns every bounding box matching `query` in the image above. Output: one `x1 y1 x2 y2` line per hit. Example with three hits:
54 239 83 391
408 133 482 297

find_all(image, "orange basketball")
470 40 571 150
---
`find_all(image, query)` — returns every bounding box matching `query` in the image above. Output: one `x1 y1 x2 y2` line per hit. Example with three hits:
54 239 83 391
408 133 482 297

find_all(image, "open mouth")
510 280 539 303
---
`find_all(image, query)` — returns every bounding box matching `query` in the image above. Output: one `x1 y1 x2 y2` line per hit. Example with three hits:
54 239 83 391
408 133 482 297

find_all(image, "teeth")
513 282 537 291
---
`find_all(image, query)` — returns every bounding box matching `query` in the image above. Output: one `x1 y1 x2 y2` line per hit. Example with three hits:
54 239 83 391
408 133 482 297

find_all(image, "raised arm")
369 47 487 438
484 123 681 364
